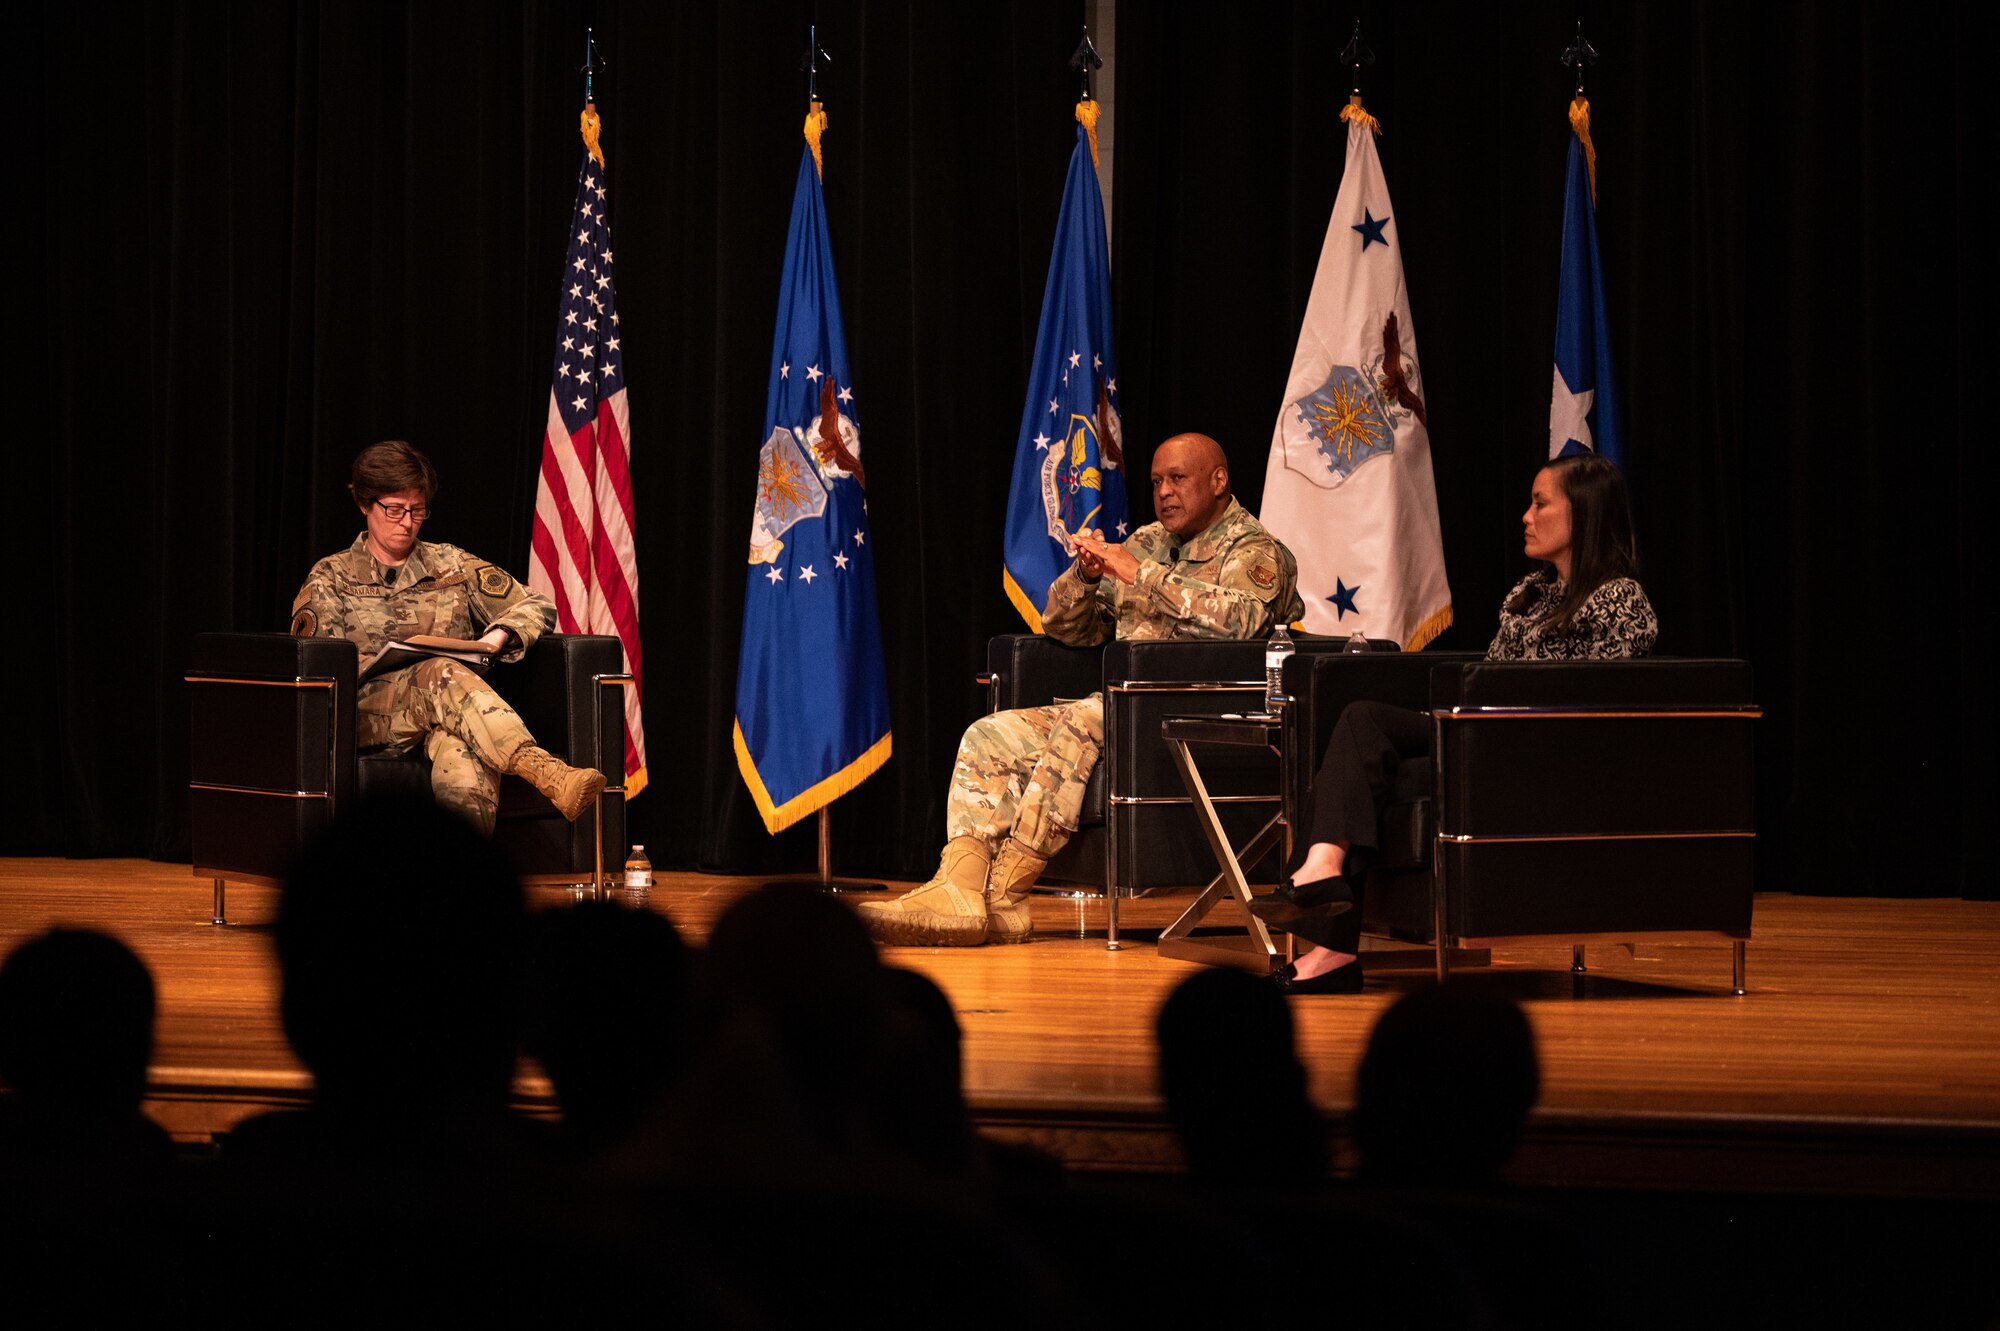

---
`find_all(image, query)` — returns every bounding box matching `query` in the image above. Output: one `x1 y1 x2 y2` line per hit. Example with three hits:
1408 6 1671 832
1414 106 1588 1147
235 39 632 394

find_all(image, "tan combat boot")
984 839 1045 944
857 837 993 946
509 745 608 821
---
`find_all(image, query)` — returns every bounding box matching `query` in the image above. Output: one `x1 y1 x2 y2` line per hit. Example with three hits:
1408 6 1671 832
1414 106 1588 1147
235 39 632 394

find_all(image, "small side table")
1156 713 1288 973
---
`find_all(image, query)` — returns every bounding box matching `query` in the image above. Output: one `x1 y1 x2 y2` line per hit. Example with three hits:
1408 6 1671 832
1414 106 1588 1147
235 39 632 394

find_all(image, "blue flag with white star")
733 137 892 835
1549 100 1622 464
1002 117 1128 631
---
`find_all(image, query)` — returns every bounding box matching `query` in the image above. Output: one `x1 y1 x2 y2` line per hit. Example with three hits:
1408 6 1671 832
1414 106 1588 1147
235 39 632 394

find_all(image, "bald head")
1151 433 1232 537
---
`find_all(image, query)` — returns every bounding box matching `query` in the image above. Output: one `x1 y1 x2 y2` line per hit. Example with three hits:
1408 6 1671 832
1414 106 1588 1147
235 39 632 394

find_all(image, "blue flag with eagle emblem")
1002 117 1128 631
1259 105 1452 648
733 131 892 836
1549 97 1622 464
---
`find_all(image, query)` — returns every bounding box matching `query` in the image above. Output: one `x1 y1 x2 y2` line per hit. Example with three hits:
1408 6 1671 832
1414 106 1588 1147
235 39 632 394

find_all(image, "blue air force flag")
1259 106 1452 648
1549 98 1622 464
1001 116 1128 632
733 137 892 835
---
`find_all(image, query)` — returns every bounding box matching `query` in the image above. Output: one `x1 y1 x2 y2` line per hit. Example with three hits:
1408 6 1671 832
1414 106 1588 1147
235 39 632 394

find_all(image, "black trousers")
1290 700 1430 953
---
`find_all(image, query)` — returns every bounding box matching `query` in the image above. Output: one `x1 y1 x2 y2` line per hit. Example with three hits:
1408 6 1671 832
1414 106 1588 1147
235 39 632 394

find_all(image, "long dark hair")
1536 453 1640 631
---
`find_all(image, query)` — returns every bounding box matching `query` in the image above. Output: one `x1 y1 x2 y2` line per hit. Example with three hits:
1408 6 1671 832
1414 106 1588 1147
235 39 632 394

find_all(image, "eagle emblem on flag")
1039 396 1121 552
1284 313 1425 488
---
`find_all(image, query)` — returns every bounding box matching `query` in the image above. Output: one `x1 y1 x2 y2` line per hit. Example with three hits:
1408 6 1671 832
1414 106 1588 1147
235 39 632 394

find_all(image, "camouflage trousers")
357 659 536 835
944 693 1103 859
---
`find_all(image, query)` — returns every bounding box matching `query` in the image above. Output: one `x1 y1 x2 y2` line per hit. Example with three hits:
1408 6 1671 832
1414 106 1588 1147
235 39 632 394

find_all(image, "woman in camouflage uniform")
290 441 605 834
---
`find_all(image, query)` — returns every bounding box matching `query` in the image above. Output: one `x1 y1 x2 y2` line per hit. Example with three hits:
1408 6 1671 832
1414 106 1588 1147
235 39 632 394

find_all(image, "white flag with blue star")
1259 105 1452 647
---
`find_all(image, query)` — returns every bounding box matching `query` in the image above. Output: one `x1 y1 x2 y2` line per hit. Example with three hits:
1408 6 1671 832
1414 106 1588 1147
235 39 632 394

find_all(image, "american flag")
528 127 647 797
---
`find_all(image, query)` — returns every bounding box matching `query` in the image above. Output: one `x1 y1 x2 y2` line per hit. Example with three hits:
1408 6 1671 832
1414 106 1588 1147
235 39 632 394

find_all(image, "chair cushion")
1375 798 1432 871
1077 755 1107 827
357 753 432 803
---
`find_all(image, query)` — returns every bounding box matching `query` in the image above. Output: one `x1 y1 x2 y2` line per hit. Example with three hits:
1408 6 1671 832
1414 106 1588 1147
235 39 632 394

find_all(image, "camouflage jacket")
290 535 556 667
1040 498 1304 646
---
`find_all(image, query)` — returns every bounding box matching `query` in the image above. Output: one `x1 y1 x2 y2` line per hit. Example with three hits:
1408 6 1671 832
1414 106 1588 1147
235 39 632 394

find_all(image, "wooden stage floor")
4 858 1996 1200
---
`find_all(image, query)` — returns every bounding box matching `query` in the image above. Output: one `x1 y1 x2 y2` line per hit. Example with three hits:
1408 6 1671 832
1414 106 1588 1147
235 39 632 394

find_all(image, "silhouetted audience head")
1157 965 1324 1183
690 884 887 1156
0 928 157 1123
523 901 687 1155
276 794 525 1113
1354 980 1540 1187
0 931 172 1313
870 966 978 1177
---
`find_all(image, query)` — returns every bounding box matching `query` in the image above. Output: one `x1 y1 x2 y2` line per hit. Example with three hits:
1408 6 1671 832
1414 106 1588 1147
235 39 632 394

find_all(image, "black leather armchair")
188 632 628 921
1282 653 1759 989
986 633 1386 947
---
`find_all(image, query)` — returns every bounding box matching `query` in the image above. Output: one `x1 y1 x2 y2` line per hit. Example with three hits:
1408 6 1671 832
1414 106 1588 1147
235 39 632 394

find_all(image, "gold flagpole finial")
1075 99 1101 169
802 26 831 179
804 100 828 179
1560 23 1600 202
579 29 605 169
1070 27 1104 168
1339 25 1379 134
1569 96 1597 203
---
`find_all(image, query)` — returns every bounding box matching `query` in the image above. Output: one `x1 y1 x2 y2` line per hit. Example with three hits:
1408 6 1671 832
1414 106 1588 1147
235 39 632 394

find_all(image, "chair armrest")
1426 658 1760 839
1281 651 1485 806
188 632 358 800
189 631 360 683
1430 657 1757 712
986 634 1103 711
1101 638 1268 687
486 633 627 779
1105 634 1400 687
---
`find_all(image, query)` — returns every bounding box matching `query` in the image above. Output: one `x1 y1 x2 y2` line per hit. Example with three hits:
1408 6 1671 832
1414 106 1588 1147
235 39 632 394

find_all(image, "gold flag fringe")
734 721 892 835
580 102 605 170
1076 99 1101 169
1340 97 1382 137
805 100 828 179
1569 96 1597 203
1002 569 1047 634
1405 602 1454 653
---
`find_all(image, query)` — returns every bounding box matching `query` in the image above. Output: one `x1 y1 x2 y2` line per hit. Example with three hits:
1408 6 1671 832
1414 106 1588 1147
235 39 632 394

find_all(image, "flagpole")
753 26 885 897
1340 20 1373 101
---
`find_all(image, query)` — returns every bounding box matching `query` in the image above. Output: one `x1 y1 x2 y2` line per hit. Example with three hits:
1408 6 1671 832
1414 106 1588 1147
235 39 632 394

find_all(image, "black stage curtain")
8 1 1988 898
1114 0 1987 899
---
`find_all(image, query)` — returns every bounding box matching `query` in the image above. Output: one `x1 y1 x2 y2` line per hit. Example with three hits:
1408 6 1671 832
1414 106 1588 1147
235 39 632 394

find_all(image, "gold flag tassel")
1340 95 1381 137
1076 98 1101 169
580 102 605 170
1569 96 1597 203
805 99 828 179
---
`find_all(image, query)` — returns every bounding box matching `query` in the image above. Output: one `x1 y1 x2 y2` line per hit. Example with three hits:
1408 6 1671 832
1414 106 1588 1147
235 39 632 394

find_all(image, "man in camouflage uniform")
291 441 606 834
861 433 1304 946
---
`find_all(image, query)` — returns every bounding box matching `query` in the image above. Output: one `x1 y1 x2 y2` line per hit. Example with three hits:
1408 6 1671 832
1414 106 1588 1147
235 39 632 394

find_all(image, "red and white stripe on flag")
529 153 647 797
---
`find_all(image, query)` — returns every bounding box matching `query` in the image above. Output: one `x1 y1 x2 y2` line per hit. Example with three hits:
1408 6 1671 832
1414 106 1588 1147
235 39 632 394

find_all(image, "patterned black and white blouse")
1486 571 1658 661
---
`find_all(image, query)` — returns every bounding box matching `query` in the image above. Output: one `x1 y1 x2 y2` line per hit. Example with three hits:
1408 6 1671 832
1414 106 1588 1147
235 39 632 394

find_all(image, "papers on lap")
358 634 494 684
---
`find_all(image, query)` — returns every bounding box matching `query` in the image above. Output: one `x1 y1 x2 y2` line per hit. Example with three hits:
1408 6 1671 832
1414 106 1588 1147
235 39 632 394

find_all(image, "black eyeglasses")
374 501 432 522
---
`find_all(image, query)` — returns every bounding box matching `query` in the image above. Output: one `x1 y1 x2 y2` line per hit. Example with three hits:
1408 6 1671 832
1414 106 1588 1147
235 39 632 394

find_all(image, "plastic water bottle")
1344 629 1370 654
1264 624 1295 712
622 844 653 909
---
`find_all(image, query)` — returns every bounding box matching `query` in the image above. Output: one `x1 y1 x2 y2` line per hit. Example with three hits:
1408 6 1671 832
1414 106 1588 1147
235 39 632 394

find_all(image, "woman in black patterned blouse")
1254 454 1657 994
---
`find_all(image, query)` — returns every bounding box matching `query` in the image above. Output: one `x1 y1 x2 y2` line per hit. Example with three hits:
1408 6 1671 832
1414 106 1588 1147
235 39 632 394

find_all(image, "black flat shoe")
1270 960 1365 995
1248 875 1355 928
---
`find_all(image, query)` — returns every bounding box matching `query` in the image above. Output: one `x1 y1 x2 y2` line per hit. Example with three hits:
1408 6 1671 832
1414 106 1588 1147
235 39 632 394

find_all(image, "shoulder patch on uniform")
1249 562 1277 590
476 565 515 597
290 608 317 637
